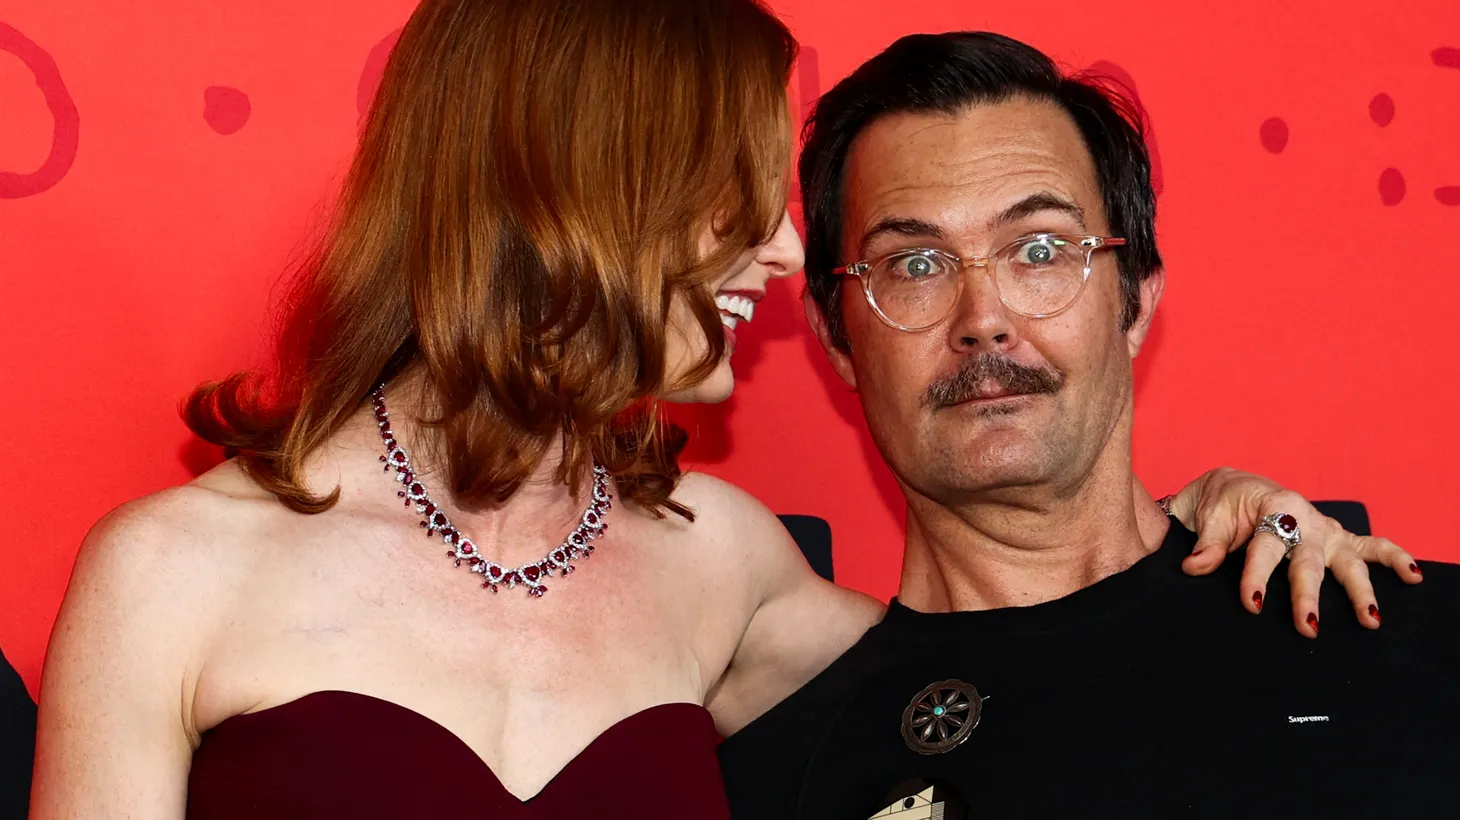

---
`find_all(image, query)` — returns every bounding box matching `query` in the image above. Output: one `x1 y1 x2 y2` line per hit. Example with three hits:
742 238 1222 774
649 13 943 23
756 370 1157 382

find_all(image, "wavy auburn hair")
186 0 796 518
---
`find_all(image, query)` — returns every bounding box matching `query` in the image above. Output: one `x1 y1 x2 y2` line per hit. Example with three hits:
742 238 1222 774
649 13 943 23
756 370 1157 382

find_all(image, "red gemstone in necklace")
372 384 612 598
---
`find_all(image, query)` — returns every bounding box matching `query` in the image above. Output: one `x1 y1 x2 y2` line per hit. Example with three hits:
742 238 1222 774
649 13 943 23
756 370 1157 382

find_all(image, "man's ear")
1126 268 1165 358
804 288 858 390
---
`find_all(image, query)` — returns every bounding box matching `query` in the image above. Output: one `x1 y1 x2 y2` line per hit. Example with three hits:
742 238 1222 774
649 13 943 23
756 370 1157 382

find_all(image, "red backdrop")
3 0 1459 697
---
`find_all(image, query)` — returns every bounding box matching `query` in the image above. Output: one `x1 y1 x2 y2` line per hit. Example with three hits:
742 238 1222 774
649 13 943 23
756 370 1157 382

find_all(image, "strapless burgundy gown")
186 691 730 819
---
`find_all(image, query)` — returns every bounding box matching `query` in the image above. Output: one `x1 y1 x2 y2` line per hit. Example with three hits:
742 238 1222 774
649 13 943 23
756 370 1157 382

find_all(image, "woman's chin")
662 365 736 405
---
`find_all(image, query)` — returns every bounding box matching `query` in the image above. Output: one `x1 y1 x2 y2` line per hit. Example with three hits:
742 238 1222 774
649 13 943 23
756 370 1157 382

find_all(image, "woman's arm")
30 496 215 819
678 474 884 737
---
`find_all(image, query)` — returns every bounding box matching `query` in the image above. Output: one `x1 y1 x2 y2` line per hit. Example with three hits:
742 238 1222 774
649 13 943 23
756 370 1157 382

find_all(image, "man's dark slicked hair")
800 31 1162 350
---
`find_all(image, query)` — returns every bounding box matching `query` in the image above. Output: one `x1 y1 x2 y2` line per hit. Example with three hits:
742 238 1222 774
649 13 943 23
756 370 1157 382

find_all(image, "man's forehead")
842 98 1103 246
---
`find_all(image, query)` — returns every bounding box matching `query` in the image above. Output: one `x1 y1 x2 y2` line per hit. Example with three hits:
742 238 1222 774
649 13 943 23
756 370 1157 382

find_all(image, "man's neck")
898 466 1170 613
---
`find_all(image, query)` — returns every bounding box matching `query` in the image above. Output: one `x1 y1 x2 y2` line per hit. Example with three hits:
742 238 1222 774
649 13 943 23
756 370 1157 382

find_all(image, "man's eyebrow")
988 192 1086 231
856 194 1087 257
858 218 946 256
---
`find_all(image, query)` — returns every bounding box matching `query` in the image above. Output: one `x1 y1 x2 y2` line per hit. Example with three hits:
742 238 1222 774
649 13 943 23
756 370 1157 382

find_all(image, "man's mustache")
922 353 1065 408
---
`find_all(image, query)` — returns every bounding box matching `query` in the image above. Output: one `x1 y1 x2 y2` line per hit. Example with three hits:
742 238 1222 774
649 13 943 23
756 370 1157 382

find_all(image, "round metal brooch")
901 679 981 755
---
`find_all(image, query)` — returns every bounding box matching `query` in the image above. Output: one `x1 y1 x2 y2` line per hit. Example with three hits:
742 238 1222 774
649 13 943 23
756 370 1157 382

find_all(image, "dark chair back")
778 515 834 582
778 502 1372 585
0 647 35 820
1311 501 1371 536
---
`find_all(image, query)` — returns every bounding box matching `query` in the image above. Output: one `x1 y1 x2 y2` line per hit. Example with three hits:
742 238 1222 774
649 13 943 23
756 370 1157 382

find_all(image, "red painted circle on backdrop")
1378 168 1406 205
357 28 403 123
203 86 251 135
1259 117 1288 154
1084 61 1163 195
1368 93 1394 127
1435 187 1460 206
788 46 821 209
0 22 79 199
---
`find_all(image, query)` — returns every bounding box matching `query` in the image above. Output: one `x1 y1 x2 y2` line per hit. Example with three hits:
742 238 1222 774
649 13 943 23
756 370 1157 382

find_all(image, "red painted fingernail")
1306 612 1320 634
1410 563 1423 576
1252 590 1263 612
1368 603 1381 623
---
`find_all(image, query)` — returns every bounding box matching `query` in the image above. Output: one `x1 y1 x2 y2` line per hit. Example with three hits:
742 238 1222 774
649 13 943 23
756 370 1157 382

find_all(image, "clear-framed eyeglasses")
832 233 1127 332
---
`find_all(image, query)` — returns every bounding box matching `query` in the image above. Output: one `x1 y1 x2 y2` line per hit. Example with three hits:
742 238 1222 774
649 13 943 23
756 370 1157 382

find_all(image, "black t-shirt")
720 522 1460 819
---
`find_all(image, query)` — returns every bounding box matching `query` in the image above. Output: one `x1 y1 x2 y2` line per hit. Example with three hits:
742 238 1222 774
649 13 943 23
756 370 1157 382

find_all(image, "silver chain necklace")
371 384 612 598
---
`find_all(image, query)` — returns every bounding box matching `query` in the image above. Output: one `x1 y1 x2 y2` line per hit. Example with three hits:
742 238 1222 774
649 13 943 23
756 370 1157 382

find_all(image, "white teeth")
714 294 754 322
719 314 738 330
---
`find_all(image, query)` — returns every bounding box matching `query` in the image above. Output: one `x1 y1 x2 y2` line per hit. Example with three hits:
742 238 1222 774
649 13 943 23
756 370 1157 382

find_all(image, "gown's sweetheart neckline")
204 689 712 804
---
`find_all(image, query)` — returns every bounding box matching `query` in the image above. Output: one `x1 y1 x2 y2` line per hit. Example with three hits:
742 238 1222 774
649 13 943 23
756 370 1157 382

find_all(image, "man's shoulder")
1410 556 1460 585
1368 555 1460 631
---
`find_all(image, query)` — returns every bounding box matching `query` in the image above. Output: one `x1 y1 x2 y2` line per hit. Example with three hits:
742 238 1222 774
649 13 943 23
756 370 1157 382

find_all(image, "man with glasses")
717 31 1460 819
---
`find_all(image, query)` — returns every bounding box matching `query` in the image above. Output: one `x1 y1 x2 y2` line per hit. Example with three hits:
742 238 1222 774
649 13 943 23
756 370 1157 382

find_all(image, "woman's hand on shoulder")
30 485 242 819
1162 467 1420 639
673 474 884 737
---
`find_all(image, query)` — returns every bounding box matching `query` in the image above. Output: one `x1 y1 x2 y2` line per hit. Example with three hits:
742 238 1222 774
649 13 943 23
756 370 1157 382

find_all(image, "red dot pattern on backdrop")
1369 93 1394 127
203 86 252 135
1265 52 1460 206
1434 47 1460 203
0 22 79 199
1372 92 1405 206
1259 117 1288 153
1379 167 1407 205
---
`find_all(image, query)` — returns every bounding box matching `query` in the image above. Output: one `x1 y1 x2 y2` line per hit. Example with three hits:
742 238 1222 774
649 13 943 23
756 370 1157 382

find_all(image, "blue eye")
1015 237 1066 265
890 252 943 279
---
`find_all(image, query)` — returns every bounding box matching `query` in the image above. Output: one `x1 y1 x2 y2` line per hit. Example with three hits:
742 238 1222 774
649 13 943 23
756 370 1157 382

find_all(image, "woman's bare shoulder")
670 471 778 523
664 471 793 554
35 461 286 810
666 472 866 606
72 461 281 611
674 473 886 731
